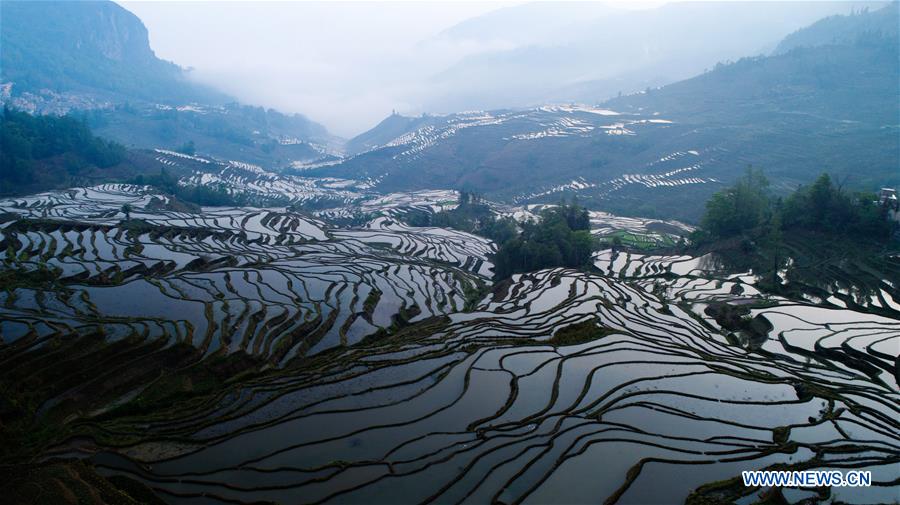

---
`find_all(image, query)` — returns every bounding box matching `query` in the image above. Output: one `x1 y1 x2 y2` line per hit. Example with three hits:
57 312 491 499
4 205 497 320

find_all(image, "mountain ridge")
0 0 221 106
0 0 340 167
322 5 899 222
775 2 899 53
420 1 884 112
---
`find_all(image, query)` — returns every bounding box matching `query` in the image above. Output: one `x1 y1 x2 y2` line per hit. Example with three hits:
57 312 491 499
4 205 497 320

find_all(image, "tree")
493 201 597 280
700 166 771 238
480 216 518 244
611 235 623 252
761 210 784 288
177 140 196 156
781 173 895 239
0 107 124 192
121 203 132 221
697 169 897 246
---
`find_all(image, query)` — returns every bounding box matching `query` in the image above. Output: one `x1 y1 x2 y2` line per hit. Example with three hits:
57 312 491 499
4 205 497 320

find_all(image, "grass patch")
598 230 677 250
547 319 618 346
6 460 165 505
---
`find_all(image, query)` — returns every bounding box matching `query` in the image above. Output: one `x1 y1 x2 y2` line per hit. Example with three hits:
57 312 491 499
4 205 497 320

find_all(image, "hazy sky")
119 1 859 137
121 1 521 136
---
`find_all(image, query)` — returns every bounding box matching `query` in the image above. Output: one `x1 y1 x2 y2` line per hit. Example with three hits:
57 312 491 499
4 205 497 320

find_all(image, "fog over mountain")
120 1 879 136
119 0 508 137
3 2 899 503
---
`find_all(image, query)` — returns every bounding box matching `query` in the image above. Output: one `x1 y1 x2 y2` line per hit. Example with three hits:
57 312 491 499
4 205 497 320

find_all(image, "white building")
879 188 899 222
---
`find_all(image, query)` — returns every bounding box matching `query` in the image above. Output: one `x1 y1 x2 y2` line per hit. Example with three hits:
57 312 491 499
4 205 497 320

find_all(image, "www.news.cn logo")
742 470 872 488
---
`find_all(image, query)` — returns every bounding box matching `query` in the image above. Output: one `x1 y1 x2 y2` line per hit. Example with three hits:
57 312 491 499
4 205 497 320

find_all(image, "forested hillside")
0 108 158 195
317 4 899 221
605 22 898 126
86 103 336 167
775 3 898 53
0 0 337 166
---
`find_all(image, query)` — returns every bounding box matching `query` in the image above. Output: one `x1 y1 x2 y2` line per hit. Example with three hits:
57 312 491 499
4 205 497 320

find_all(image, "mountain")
0 107 171 195
0 0 338 167
314 4 899 222
602 2 899 125
431 2 615 48
775 2 899 53
0 0 222 107
311 105 720 221
86 102 339 168
421 1 884 112
0 106 351 206
343 112 439 155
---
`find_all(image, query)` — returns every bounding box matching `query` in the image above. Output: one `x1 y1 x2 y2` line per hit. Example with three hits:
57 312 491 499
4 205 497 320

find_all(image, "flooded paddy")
1 185 897 504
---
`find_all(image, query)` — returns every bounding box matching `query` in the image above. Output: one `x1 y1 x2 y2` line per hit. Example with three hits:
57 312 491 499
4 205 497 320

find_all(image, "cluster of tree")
479 217 519 245
697 167 896 242
493 202 595 280
695 168 897 292
0 107 125 190
699 168 772 238
131 168 246 207
403 190 518 244
780 174 893 238
401 193 596 279
176 140 196 156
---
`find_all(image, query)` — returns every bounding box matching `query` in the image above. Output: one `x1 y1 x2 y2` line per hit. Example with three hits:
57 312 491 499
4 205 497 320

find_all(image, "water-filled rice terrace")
0 185 489 361
1 185 898 504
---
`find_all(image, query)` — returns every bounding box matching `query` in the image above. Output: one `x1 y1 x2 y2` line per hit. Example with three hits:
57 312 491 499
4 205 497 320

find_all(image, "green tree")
700 166 771 238
177 140 196 156
493 201 596 279
696 169 897 263
0 107 124 193
782 173 895 239
479 216 518 244
761 210 784 288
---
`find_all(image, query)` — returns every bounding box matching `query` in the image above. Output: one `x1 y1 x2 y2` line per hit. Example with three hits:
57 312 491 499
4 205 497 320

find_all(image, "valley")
1 1 898 504
2 176 898 504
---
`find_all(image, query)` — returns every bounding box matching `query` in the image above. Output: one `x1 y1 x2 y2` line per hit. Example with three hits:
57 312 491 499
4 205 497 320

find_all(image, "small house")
879 188 899 222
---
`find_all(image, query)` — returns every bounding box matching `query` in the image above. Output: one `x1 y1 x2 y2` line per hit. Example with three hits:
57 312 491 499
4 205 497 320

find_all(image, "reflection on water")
0 185 897 504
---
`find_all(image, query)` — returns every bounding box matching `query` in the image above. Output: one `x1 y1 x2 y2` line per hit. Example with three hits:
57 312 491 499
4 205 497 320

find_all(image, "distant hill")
775 2 899 53
605 9 899 125
344 113 440 155
599 2 899 194
420 1 882 112
317 5 899 222
86 103 338 169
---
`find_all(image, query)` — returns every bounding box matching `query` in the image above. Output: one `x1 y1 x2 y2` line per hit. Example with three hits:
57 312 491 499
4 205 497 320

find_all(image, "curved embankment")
1 185 897 504
1 185 492 364
61 265 895 505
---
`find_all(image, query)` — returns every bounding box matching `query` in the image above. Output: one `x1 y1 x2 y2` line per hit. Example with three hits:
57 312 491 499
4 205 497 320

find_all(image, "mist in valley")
122 0 880 137
2 2 899 504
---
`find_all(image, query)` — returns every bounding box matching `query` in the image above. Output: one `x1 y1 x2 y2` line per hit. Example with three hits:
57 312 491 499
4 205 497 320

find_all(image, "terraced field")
0 185 490 362
2 185 898 504
152 150 367 207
